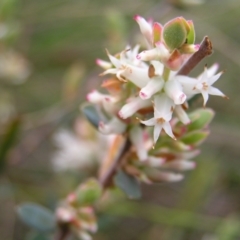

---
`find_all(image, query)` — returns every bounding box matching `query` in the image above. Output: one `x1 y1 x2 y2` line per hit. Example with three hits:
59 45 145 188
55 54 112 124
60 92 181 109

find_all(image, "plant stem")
163 67 170 81
99 136 132 188
177 36 212 76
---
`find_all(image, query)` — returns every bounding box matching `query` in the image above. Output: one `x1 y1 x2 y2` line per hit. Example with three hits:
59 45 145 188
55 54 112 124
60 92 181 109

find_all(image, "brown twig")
54 224 70 240
177 36 213 76
99 136 132 188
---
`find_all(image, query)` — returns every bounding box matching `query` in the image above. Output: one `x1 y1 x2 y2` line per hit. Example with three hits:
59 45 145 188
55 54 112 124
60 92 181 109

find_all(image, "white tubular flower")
95 59 112 69
136 42 170 62
147 156 165 167
86 90 118 114
174 105 190 124
141 93 176 143
177 149 200 160
174 75 198 98
164 79 187 105
86 90 113 104
98 117 126 135
139 77 164 99
194 66 227 106
156 171 184 182
134 15 153 48
121 64 150 88
119 97 152 119
162 160 196 171
130 125 148 161
78 232 92 240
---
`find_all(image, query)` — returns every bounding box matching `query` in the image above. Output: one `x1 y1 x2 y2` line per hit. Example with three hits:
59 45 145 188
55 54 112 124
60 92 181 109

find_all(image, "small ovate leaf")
76 178 102 206
17 203 56 233
114 170 141 199
187 108 215 132
180 130 209 146
81 103 105 129
186 20 195 44
26 231 51 240
163 17 188 50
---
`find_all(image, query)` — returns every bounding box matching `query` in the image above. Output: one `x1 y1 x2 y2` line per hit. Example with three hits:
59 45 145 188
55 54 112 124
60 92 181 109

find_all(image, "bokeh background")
1 0 240 239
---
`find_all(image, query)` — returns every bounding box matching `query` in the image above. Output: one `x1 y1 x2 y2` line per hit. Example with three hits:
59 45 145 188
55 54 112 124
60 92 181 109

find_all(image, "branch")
99 136 132 188
177 36 213 76
54 224 70 240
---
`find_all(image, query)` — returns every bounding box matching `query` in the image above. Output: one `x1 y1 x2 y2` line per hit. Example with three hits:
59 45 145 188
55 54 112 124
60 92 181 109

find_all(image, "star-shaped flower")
176 64 227 106
140 93 176 143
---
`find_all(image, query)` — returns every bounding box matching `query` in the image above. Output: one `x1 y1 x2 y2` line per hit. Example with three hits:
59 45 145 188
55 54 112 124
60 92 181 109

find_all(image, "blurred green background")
1 0 240 239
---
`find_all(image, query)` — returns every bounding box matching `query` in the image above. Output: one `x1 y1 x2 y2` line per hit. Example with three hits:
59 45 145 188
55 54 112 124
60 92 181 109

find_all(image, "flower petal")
153 123 162 143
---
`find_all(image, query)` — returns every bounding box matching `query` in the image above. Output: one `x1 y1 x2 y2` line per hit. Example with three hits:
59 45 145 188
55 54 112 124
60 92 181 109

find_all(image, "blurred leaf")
62 62 85 102
17 203 56 233
114 170 141 199
216 216 240 240
26 231 51 240
0 116 21 173
187 108 215 132
0 0 17 20
81 103 105 129
180 130 209 146
75 178 102 206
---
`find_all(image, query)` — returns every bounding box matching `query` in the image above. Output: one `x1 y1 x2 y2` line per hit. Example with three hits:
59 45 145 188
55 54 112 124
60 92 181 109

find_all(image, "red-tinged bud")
153 22 163 44
165 49 184 71
163 17 188 50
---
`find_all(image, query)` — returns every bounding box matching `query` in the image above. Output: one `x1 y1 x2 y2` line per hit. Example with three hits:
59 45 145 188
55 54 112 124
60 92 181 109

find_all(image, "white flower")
164 78 187 105
51 129 113 172
119 96 152 119
174 105 190 124
134 15 153 48
95 58 112 69
176 65 227 106
98 117 126 135
101 50 149 88
129 125 148 161
141 93 176 143
136 41 170 62
86 90 119 114
162 160 196 171
139 76 164 100
194 66 226 106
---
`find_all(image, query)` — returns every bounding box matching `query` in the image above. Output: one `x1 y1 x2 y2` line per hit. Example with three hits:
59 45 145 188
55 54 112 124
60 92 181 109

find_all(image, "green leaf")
186 20 195 44
187 108 215 132
114 170 141 199
163 17 188 50
26 231 51 240
0 116 21 173
81 103 105 129
17 203 56 233
180 130 209 146
76 178 102 206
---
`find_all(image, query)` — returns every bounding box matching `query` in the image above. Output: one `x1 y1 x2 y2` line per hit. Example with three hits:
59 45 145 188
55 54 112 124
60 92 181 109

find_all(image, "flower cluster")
85 15 226 183
56 179 102 240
